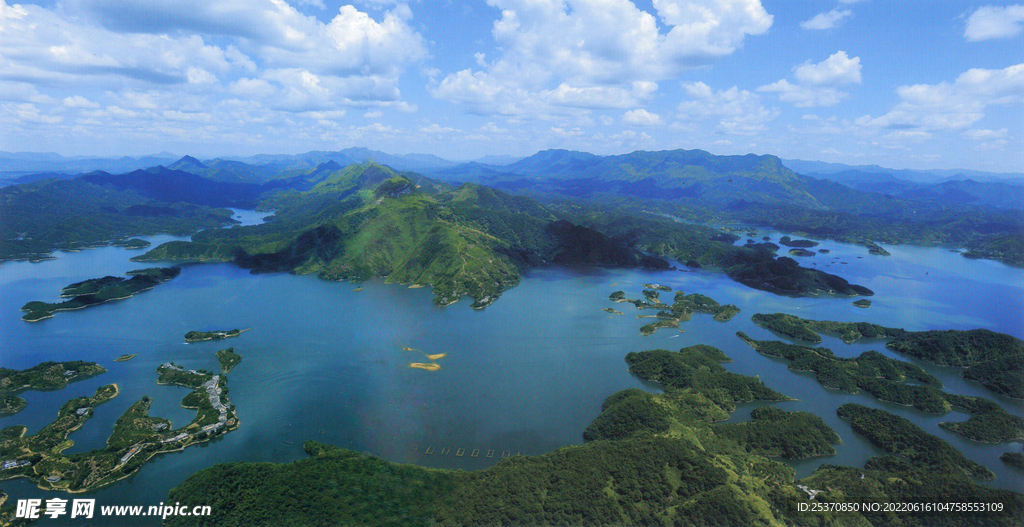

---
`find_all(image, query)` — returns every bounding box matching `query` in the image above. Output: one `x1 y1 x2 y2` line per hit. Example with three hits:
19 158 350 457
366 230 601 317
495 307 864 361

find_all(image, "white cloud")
677 81 779 135
295 0 326 9
66 0 426 75
858 63 1024 132
11 103 63 124
965 5 1024 41
479 122 507 133
0 81 53 104
0 0 426 113
758 51 861 107
432 0 772 115
419 123 461 134
794 51 862 85
758 79 846 107
622 108 662 126
800 9 852 30
63 95 100 108
963 128 1008 140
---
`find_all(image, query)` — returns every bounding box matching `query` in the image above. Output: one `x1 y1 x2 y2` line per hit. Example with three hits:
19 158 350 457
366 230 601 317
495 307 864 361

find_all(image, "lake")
2 213 1022 525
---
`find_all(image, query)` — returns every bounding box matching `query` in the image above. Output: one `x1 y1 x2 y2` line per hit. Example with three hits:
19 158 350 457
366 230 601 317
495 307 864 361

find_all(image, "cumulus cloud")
963 128 1008 140
0 0 433 153
965 5 1024 41
800 9 852 30
857 63 1024 132
63 96 101 108
758 51 861 107
622 108 662 126
0 0 426 112
677 81 779 135
431 0 772 115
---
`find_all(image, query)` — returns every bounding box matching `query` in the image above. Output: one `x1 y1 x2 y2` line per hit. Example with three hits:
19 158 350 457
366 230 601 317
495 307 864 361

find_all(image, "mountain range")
2 146 1020 306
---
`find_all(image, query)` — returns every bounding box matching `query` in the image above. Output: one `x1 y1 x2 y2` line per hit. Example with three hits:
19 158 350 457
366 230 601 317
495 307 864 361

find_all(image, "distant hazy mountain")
225 147 458 173
470 154 523 166
809 169 1024 210
0 151 178 178
783 159 1024 184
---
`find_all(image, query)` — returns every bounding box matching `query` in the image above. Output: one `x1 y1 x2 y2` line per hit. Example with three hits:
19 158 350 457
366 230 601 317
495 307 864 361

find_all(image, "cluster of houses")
1 460 30 470
118 444 143 465
199 375 229 434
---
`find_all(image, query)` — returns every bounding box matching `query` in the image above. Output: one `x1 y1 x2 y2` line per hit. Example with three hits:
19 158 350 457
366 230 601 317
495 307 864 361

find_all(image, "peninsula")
0 361 106 416
0 353 239 493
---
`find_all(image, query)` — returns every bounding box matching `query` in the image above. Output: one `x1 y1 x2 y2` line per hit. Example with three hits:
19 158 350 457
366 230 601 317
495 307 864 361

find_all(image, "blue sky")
0 0 1021 172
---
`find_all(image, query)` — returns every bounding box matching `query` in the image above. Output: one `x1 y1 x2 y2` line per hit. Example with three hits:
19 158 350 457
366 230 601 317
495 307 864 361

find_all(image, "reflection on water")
1 222 1022 525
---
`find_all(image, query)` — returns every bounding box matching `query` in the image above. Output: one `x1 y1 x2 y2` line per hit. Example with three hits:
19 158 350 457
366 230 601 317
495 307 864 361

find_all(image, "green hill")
0 178 235 262
137 163 669 308
468 149 1024 266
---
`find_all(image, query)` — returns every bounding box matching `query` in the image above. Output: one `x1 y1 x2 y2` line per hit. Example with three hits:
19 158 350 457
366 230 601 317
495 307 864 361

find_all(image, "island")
113 354 137 362
184 328 248 342
20 267 181 322
837 403 994 480
738 332 1024 443
750 312 903 344
0 353 240 493
864 241 891 256
787 248 816 257
1002 452 1024 471
778 236 819 248
886 329 1024 399
215 348 242 373
0 361 106 416
113 238 152 249
409 363 441 371
613 289 740 335
852 299 871 308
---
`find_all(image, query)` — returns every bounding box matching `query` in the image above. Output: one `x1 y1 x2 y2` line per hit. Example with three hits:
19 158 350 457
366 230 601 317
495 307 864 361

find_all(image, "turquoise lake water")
1 212 1022 525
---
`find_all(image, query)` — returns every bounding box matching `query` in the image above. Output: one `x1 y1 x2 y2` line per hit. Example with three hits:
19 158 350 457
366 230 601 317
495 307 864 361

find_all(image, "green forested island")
612 288 740 335
20 267 181 321
749 313 1024 399
887 329 1024 399
1003 452 1024 471
0 361 106 416
836 404 994 480
215 348 242 373
738 333 1024 443
751 312 904 344
185 329 246 342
